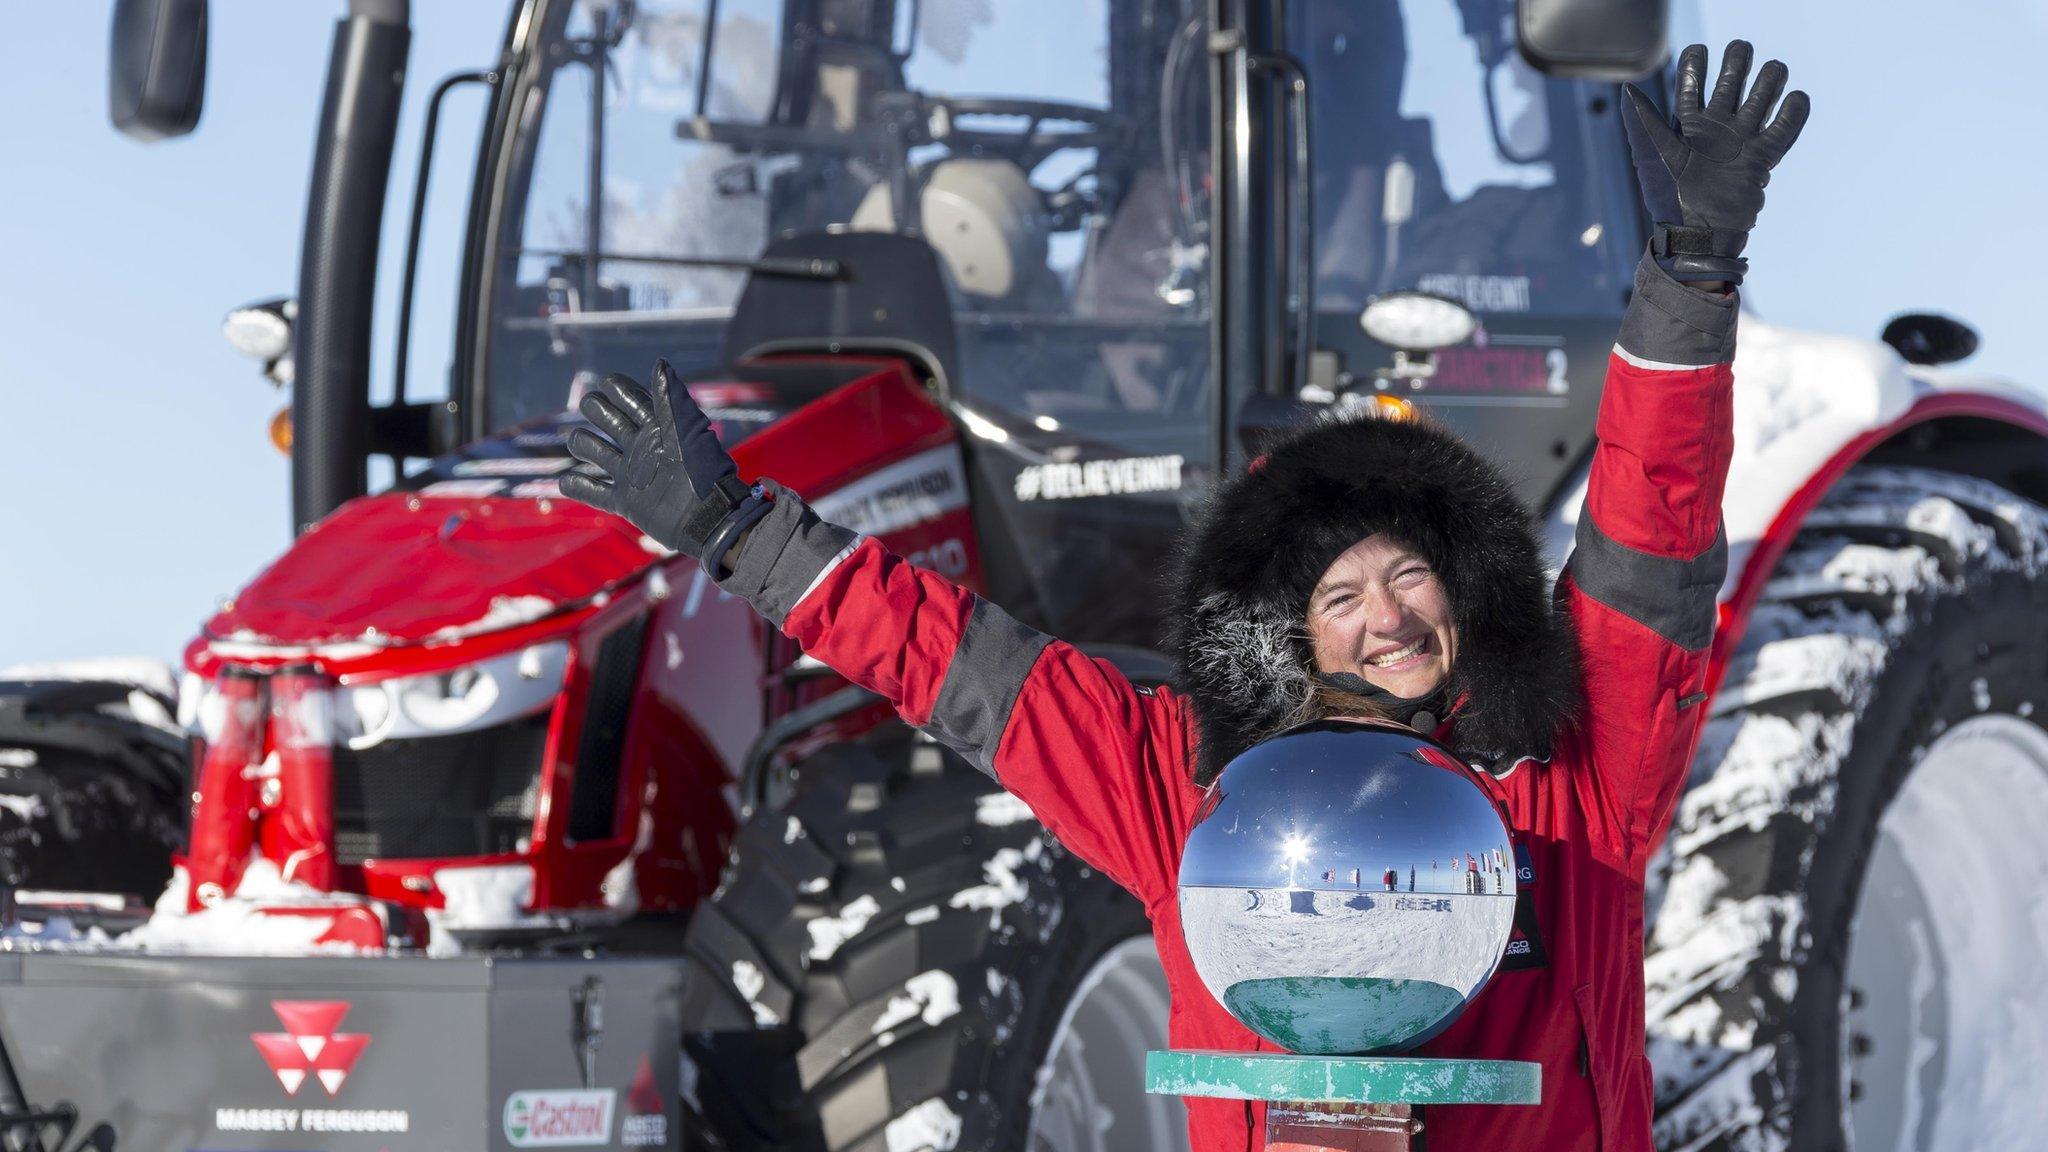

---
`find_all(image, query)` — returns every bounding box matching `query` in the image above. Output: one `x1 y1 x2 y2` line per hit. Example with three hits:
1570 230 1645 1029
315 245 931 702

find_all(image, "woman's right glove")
561 359 773 576
1622 40 1810 286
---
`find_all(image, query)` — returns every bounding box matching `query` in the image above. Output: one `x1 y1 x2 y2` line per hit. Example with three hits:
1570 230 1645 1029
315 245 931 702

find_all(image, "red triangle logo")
627 1055 664 1115
250 1000 372 1098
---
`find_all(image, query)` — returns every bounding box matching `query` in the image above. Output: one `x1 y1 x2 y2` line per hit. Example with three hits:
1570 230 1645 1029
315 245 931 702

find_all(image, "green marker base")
1147 1051 1540 1152
1147 1050 1539 1104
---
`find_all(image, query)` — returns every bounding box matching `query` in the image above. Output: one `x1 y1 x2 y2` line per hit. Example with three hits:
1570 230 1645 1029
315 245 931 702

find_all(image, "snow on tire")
1646 465 2048 1151
676 727 1175 1152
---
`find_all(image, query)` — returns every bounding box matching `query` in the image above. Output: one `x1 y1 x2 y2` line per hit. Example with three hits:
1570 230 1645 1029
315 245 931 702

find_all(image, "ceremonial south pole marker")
1158 724 1545 1150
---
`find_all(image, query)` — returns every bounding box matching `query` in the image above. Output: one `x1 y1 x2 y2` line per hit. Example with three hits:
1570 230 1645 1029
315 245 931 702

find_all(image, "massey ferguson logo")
249 1000 372 1097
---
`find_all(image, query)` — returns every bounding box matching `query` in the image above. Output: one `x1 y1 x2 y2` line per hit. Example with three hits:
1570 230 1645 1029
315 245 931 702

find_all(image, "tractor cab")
448 0 1659 647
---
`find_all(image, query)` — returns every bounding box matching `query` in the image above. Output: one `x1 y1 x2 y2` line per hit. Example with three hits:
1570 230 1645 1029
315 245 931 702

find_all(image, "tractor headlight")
1358 291 1477 351
222 299 293 362
337 642 570 751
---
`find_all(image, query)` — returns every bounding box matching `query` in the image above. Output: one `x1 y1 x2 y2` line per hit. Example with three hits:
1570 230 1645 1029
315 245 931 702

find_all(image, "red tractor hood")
204 491 655 653
199 357 948 663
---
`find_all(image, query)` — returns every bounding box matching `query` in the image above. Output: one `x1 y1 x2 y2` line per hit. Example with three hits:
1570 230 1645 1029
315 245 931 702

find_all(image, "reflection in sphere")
1179 721 1516 1055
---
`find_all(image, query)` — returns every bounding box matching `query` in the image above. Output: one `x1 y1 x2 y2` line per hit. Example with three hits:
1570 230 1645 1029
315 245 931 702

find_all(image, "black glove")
561 359 774 576
1623 40 1809 285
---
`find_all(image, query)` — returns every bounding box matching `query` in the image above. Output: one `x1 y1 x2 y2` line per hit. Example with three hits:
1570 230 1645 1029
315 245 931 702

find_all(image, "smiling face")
1306 534 1458 700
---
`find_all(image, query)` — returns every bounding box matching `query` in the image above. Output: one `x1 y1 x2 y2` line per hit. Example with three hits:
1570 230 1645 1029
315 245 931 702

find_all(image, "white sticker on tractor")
418 478 509 499
1014 454 1184 501
1414 273 1531 314
510 478 564 499
453 457 572 478
812 447 968 536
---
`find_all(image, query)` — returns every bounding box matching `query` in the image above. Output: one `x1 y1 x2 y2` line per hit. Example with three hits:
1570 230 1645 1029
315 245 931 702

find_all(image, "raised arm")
1558 41 1807 865
561 362 1196 907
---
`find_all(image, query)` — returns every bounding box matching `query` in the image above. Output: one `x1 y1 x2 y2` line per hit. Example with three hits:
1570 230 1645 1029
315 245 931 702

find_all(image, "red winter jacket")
734 257 1736 1151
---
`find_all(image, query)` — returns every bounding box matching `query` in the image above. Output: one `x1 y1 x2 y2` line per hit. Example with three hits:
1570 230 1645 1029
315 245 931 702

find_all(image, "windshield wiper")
510 247 846 281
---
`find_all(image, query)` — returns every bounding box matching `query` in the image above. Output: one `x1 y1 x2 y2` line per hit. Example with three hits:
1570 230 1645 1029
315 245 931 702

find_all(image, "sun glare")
1280 834 1311 865
1279 833 1312 889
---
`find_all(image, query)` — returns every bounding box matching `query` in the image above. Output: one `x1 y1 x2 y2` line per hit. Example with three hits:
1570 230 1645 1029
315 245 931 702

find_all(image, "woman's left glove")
561 359 773 576
1623 40 1809 285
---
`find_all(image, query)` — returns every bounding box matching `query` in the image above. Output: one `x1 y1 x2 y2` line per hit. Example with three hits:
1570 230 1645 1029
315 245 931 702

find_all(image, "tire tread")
1648 465 2048 1151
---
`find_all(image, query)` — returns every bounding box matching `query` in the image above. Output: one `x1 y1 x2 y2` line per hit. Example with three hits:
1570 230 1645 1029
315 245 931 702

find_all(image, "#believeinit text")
1014 455 1184 501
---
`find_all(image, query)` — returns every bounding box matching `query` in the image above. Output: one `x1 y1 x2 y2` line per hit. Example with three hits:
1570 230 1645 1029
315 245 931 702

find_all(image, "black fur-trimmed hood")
1168 410 1582 784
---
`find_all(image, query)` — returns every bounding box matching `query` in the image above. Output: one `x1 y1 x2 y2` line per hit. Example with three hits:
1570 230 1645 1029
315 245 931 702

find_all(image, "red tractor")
3 0 2044 1149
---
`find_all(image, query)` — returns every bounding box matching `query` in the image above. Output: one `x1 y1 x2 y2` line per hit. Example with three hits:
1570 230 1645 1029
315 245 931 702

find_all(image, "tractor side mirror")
1515 0 1668 80
1486 49 1553 162
1881 313 1980 367
109 0 209 141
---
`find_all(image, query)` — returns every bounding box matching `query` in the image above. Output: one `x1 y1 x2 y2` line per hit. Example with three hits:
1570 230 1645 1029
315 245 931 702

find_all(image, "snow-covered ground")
1181 885 1513 1028
1183 886 1513 992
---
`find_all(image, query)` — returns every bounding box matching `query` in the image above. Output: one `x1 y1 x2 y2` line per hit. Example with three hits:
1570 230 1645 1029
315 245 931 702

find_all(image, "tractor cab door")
1290 0 1646 509
478 0 1218 650
915 0 1216 649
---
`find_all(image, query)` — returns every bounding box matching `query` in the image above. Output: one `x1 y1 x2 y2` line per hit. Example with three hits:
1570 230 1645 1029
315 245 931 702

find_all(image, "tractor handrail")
392 68 498 409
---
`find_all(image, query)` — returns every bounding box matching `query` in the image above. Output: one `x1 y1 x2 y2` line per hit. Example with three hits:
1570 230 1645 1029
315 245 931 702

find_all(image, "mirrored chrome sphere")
1179 720 1516 1055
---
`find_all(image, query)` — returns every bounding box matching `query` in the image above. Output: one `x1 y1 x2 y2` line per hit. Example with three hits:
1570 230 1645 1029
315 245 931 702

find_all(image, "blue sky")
2 1 2044 667
0 4 495 665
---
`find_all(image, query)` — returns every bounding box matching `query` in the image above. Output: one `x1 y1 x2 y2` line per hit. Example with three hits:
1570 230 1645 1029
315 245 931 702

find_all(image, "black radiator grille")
330 714 548 864
567 613 649 842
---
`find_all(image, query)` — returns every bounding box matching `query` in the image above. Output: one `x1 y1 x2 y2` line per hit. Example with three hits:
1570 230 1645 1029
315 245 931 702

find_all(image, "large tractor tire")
677 726 1187 1152
0 675 186 903
1647 465 2048 1151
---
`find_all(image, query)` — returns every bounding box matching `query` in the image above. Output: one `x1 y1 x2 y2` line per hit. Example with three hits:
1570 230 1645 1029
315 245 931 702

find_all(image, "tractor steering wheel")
927 95 1133 168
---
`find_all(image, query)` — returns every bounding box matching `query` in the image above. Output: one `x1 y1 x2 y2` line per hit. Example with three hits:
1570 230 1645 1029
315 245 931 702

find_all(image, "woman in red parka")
564 42 1806 1152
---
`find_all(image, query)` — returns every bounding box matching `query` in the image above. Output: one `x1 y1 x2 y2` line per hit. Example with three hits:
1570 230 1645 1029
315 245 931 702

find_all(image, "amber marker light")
270 406 294 455
1369 395 1416 421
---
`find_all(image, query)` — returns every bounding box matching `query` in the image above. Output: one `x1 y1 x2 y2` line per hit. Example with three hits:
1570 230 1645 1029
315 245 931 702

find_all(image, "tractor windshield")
1291 0 1634 319
483 0 1213 434
1276 0 1640 476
